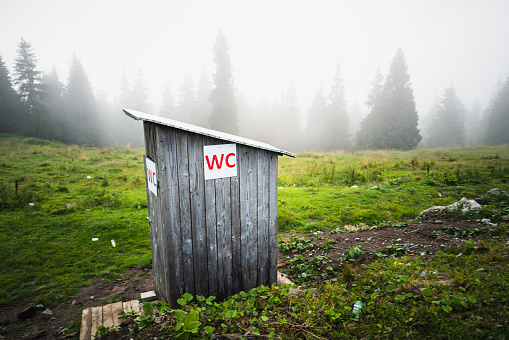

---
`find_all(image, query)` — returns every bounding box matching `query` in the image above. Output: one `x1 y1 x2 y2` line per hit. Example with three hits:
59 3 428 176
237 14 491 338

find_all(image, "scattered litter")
90 296 94 300
292 184 296 187
481 218 498 227
111 239 116 247
351 300 364 317
438 192 442 197
87 176 92 179
92 238 98 241
350 185 359 189
420 271 426 276
28 203 34 206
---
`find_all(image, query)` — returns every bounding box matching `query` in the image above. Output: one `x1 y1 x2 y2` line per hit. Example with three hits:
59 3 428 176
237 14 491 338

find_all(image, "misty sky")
2 0 509 119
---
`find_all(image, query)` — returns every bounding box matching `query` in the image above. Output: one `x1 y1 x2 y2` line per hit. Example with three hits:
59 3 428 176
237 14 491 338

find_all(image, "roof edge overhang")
123 108 296 158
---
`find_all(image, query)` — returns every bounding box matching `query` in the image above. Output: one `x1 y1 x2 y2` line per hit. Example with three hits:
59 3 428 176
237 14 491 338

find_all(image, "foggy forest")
1 33 508 153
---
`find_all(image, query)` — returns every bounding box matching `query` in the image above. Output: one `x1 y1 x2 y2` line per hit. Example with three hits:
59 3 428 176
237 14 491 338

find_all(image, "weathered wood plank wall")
143 122 278 306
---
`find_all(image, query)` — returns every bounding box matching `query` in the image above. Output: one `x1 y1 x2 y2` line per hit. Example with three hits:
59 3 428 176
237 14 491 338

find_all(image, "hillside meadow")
0 134 508 339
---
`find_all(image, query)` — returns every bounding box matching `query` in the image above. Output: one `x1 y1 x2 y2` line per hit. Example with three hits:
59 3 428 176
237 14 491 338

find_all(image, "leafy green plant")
342 245 365 261
278 236 314 254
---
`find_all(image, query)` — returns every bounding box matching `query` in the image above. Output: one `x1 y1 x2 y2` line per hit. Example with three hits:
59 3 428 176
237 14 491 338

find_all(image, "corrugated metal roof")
124 109 296 158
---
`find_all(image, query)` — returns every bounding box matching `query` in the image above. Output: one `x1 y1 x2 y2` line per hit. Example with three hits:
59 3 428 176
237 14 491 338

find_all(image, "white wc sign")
145 157 158 196
203 144 237 180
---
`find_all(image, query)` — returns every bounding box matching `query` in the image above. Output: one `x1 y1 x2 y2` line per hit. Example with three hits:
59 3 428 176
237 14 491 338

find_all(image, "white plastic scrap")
111 239 116 247
28 203 35 206
351 185 359 189
92 238 99 241
87 176 92 179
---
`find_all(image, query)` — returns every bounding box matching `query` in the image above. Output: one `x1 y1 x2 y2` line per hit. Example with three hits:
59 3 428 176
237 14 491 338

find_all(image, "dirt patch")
277 215 499 283
1 215 502 340
0 268 154 340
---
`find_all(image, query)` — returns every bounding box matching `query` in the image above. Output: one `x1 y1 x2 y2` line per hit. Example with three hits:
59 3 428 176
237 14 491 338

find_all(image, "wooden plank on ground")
101 304 114 330
79 307 91 340
90 306 102 340
130 300 142 320
111 301 123 327
140 291 157 302
122 301 132 314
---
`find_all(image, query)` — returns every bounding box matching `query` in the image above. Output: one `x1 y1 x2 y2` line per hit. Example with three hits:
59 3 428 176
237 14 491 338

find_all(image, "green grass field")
0 134 508 339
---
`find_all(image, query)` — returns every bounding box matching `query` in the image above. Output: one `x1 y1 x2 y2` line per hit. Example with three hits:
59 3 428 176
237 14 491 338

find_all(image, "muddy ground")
0 215 499 340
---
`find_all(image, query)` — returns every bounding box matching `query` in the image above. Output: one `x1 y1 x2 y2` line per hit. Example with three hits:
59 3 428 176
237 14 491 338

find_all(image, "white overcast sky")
1 0 509 117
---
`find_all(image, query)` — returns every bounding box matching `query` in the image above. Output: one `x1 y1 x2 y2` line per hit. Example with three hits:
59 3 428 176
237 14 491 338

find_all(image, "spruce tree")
484 75 509 145
277 83 302 151
0 55 20 133
159 80 175 118
324 63 350 151
306 87 327 150
13 38 54 138
209 31 238 134
61 55 98 145
132 70 150 112
427 85 465 148
194 71 213 127
176 74 195 123
41 66 64 140
356 49 421 150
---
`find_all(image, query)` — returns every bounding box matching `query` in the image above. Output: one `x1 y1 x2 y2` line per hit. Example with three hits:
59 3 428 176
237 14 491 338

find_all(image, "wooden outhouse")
123 109 295 306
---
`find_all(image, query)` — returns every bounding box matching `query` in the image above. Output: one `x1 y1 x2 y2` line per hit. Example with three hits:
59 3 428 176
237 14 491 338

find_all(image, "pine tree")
276 83 302 151
324 63 350 151
159 80 175 118
61 55 98 145
0 55 20 133
420 96 440 146
117 71 143 146
356 49 421 150
465 101 483 146
41 66 64 140
356 70 384 149
132 70 151 112
209 31 238 134
176 74 195 123
13 38 54 138
194 70 213 127
484 75 509 145
306 87 327 150
427 85 465 148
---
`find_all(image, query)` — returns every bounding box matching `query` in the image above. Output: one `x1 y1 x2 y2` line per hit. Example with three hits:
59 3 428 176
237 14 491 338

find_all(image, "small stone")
71 300 77 305
65 332 78 338
90 296 95 300
41 309 54 319
434 220 443 224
